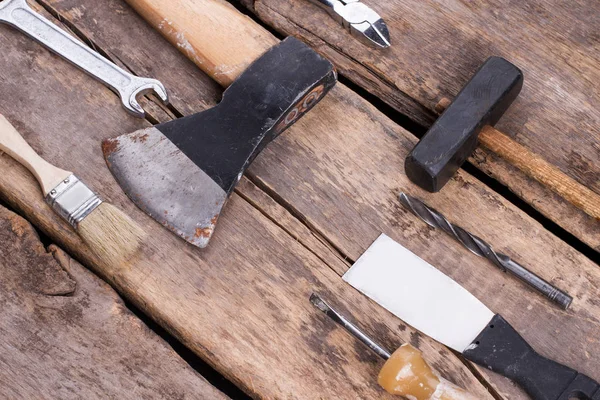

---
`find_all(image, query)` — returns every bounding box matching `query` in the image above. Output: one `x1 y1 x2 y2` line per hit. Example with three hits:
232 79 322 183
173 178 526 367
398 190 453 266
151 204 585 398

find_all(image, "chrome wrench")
0 0 168 118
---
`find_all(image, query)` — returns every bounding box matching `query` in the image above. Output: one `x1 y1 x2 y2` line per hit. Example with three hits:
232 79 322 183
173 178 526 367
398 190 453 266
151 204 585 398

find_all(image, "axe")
103 0 337 248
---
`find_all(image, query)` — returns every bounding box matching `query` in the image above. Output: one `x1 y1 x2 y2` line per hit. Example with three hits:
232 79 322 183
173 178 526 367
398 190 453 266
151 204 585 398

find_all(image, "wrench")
0 0 168 118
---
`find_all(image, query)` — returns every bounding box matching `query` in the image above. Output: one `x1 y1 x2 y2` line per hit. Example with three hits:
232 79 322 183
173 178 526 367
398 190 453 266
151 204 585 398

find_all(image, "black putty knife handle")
464 315 600 400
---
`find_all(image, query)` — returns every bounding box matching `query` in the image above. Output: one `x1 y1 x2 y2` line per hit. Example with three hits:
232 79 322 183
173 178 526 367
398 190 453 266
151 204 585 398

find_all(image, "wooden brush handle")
124 0 278 87
480 126 600 220
0 115 71 195
378 344 477 399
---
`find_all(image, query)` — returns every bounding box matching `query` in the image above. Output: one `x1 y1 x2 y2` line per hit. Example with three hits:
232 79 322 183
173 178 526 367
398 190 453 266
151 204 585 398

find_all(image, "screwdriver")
310 293 477 399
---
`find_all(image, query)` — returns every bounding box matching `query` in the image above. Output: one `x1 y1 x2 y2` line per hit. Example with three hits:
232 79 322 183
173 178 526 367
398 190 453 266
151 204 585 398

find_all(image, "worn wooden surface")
0 0 597 399
240 0 600 251
0 205 227 399
0 2 492 399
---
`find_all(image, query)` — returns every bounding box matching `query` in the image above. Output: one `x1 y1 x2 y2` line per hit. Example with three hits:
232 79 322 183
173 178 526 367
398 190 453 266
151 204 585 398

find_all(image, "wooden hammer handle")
480 126 600 221
435 99 600 221
0 115 71 196
124 0 278 87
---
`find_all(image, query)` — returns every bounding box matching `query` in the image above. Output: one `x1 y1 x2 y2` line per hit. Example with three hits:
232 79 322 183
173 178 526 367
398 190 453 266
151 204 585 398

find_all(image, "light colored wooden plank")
0 205 227 399
236 176 351 275
242 0 600 250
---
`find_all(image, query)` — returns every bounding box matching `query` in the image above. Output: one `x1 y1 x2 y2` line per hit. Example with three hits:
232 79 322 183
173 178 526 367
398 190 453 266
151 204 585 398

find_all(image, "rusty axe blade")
102 37 336 248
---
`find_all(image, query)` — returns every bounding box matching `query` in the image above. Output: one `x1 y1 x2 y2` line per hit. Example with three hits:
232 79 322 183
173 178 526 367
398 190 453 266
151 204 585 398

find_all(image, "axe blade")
102 37 336 248
103 126 225 248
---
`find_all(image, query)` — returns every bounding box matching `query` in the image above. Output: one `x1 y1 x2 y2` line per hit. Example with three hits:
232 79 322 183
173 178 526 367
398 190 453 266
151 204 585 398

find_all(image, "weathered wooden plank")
35 0 221 119
0 5 492 399
240 0 600 250
237 176 351 275
31 1 600 399
0 205 227 399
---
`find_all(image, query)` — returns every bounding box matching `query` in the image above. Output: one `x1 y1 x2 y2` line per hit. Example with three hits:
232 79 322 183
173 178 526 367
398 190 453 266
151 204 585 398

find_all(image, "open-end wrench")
0 0 168 118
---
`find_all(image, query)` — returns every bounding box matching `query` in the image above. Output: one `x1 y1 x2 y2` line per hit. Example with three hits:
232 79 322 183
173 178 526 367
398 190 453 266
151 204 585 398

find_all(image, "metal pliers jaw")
310 0 391 48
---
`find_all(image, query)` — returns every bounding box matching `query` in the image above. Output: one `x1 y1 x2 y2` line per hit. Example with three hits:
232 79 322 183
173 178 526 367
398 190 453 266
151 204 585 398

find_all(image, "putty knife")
343 234 599 400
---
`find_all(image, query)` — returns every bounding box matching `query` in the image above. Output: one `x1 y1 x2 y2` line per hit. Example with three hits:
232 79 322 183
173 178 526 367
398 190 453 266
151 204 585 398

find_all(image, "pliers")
308 0 391 48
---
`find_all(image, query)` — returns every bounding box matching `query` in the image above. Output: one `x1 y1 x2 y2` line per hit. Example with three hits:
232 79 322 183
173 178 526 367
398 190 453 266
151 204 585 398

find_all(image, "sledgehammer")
406 57 600 220
103 0 337 248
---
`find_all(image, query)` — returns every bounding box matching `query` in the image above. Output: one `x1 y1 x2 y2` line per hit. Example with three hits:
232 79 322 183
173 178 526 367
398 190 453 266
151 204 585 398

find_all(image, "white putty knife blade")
343 234 494 353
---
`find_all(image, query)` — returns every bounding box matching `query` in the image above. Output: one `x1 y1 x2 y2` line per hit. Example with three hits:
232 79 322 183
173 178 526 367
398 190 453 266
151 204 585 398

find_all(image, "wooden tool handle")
480 126 600 220
124 0 278 87
0 115 71 195
378 344 477 399
435 98 600 220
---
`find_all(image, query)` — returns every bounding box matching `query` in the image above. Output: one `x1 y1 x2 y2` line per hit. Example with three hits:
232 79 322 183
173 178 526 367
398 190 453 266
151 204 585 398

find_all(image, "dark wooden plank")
0 205 227 399
31 1 600 399
240 0 600 251
0 4 492 399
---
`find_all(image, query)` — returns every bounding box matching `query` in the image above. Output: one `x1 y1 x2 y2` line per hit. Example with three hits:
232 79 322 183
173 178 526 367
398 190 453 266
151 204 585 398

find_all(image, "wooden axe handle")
436 99 600 220
124 0 278 87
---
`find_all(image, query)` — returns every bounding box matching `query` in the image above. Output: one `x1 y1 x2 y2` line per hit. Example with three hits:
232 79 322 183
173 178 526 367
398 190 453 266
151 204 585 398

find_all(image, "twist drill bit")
398 193 573 309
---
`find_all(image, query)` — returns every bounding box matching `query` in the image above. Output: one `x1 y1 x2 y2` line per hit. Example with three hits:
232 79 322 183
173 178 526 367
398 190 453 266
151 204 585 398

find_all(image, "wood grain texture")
124 0 278 86
241 0 600 250
0 3 492 399
236 176 351 275
480 125 600 220
12 0 600 398
0 114 71 195
250 90 600 400
0 205 226 399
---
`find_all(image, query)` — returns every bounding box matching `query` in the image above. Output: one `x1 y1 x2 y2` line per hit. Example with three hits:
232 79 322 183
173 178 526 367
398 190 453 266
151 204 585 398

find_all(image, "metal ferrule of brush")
45 175 103 228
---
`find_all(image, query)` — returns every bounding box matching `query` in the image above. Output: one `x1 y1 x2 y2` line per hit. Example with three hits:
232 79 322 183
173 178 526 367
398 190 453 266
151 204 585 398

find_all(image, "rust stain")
131 132 150 143
194 215 219 239
101 138 119 156
195 227 212 239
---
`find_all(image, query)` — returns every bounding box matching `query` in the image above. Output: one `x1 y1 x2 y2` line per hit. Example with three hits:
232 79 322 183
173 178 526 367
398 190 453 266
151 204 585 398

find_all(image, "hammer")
405 57 600 221
103 0 337 248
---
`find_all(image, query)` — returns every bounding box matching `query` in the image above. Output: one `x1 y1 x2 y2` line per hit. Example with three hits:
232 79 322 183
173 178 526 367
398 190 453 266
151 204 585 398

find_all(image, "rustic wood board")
0 4 492 399
0 1 597 399
240 0 600 251
0 205 227 399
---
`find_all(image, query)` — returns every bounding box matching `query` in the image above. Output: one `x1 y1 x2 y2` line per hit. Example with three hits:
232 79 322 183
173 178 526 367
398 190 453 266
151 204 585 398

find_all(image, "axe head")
102 37 337 248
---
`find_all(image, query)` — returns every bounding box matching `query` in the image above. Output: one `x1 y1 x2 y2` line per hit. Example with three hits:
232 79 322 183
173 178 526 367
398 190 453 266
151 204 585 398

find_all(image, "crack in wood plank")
3 1 599 399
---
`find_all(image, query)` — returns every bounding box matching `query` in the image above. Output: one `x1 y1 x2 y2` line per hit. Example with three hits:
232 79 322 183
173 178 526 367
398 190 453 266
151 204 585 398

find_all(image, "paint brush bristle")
77 202 146 263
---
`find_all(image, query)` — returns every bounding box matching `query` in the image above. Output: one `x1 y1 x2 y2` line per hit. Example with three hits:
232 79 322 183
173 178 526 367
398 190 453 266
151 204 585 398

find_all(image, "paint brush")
0 115 145 263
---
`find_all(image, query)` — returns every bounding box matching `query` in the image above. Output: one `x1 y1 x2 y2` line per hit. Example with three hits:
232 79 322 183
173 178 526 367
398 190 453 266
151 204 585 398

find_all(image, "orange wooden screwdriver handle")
379 344 477 399
124 0 278 87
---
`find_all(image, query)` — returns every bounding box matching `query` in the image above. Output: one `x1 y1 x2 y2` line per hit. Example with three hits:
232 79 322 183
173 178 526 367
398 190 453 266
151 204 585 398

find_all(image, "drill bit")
310 293 391 359
398 192 573 309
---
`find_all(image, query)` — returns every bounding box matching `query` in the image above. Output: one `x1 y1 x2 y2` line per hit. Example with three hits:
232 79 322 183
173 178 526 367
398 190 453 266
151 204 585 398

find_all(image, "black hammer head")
103 37 337 248
405 57 523 192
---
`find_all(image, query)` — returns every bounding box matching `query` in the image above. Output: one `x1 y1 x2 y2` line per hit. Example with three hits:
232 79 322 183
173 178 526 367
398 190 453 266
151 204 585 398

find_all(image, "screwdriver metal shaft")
398 192 573 309
310 293 391 359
